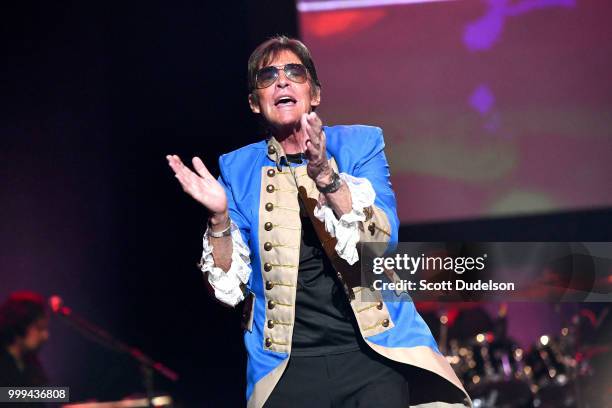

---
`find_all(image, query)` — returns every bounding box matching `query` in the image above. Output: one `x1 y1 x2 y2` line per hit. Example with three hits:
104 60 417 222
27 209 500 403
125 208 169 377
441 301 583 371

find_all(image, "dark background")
1 1 610 406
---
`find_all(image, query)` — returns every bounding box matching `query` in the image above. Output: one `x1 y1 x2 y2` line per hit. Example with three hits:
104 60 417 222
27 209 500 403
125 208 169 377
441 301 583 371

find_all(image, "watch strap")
316 171 342 194
207 217 232 238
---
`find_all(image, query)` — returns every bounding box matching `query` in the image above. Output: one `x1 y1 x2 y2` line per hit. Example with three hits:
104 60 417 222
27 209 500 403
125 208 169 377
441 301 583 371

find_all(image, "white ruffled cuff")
199 220 251 307
313 173 376 265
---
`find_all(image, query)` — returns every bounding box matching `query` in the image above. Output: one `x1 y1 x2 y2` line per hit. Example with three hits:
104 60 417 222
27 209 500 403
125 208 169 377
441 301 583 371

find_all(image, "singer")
167 36 470 408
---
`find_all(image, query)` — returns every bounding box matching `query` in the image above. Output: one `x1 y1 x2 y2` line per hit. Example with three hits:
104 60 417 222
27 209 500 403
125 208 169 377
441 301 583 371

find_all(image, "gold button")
368 223 376 236
264 222 273 231
268 300 275 309
268 145 276 155
266 184 275 193
265 202 274 212
267 319 275 329
265 337 273 347
376 301 384 310
381 319 390 327
265 281 274 290
264 263 272 272
264 242 273 251
267 169 275 177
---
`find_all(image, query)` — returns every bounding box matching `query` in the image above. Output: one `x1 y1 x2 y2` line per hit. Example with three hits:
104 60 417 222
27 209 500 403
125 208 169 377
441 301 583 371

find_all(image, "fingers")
300 115 313 154
301 112 325 162
192 156 213 180
301 117 317 148
166 154 198 179
166 154 187 175
166 154 202 194
175 171 190 191
302 112 323 145
305 138 317 159
306 111 322 129
300 113 311 137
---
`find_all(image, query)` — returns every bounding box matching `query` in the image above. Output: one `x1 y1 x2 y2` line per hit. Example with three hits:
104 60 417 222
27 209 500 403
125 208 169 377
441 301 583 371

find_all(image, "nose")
276 69 290 88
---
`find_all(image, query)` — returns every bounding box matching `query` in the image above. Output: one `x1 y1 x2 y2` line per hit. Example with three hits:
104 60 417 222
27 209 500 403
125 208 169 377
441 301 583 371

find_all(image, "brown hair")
248 35 321 101
0 292 47 347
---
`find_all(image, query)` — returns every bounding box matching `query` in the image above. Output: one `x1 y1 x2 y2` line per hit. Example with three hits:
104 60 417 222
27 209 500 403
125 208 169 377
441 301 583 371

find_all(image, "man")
0 291 49 387
167 36 470 407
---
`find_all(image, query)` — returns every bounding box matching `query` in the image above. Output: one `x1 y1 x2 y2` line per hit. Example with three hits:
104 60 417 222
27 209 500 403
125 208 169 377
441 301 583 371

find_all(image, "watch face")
318 172 342 193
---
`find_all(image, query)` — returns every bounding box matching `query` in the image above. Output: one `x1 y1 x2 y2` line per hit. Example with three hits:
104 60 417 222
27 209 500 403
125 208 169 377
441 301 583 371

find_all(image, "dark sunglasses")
255 63 309 89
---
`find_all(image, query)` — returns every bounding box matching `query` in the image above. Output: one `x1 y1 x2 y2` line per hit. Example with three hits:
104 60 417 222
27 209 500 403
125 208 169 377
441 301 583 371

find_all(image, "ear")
248 93 260 114
310 86 321 109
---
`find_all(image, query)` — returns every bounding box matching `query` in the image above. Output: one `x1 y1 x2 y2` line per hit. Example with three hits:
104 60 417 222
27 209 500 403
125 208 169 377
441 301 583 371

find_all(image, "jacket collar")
266 135 286 170
265 127 331 170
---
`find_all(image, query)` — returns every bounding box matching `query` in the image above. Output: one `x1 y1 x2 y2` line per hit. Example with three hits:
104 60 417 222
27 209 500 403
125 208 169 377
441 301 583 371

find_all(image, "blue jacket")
217 125 471 407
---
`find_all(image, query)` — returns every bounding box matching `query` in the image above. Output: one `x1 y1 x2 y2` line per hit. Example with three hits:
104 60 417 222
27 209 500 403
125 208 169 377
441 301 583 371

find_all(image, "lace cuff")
199 220 251 307
313 173 376 265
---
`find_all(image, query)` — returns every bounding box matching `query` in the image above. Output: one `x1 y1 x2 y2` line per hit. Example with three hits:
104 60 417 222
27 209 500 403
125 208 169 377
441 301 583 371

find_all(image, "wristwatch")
316 171 342 194
207 217 232 238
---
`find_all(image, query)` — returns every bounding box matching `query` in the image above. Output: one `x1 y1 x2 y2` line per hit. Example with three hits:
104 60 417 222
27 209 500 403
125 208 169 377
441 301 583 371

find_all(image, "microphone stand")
50 297 178 407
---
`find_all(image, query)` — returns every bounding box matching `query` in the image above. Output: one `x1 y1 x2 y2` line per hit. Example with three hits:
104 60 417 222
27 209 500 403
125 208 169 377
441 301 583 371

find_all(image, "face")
20 316 49 352
249 49 320 131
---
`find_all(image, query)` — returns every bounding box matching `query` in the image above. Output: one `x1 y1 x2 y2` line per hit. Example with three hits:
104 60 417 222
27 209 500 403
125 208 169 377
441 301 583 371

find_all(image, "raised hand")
166 155 228 220
301 112 332 185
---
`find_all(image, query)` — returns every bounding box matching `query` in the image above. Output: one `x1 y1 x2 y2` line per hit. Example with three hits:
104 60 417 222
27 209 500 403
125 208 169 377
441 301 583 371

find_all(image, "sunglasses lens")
255 64 308 88
285 64 308 83
256 66 278 88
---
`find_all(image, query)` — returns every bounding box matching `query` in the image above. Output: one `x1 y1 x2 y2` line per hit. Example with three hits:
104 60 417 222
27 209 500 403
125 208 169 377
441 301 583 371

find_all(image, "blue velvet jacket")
216 125 471 407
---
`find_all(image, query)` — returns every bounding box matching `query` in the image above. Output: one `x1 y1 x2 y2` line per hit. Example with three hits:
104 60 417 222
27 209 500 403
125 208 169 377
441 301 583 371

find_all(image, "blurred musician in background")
0 291 49 387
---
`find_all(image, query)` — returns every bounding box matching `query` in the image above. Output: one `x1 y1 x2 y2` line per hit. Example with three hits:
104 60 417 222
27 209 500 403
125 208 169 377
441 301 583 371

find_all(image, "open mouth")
274 96 297 106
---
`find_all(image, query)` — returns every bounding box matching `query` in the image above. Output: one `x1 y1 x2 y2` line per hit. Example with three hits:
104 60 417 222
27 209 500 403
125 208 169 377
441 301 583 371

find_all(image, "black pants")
263 345 409 408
